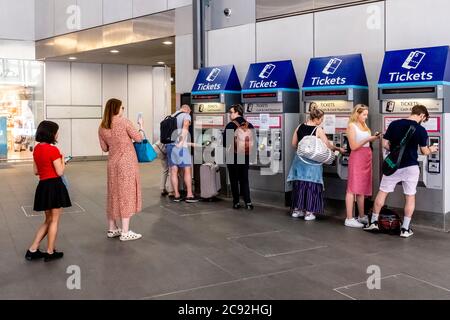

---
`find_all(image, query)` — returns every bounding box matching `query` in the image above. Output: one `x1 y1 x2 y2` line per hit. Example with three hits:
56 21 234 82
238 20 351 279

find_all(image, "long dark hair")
101 98 122 129
35 121 59 144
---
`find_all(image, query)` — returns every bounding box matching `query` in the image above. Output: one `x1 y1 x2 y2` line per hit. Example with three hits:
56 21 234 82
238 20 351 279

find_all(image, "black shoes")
185 197 199 203
44 250 64 262
25 249 63 262
25 249 45 261
245 203 254 210
233 203 241 209
172 197 182 202
161 189 169 197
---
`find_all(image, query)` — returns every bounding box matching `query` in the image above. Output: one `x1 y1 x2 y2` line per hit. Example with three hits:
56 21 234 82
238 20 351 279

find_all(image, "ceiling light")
110 49 120 54
68 57 77 60
157 61 165 65
162 41 173 45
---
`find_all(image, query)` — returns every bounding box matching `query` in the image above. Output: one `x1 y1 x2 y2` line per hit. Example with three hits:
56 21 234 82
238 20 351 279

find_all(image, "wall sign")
193 103 226 113
381 98 443 113
192 65 241 94
305 100 353 113
244 103 283 113
303 54 368 89
379 46 450 86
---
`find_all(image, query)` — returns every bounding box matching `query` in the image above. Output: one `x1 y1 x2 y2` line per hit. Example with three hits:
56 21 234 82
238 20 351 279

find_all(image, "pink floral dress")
98 117 143 219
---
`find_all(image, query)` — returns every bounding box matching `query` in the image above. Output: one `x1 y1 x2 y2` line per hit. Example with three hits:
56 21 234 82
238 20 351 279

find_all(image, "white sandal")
107 228 122 238
119 230 142 241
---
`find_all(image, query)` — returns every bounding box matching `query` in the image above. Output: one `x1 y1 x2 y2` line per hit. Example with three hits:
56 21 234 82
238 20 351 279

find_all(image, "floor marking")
21 202 86 217
140 267 300 300
204 257 237 278
227 230 283 240
264 246 329 258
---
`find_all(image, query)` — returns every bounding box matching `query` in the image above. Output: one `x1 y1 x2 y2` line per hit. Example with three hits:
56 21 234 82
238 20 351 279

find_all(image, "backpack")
377 206 402 235
160 112 182 144
382 124 416 176
233 120 253 155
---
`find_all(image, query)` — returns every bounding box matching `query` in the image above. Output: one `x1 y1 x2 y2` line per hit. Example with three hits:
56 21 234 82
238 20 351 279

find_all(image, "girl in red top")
25 121 71 262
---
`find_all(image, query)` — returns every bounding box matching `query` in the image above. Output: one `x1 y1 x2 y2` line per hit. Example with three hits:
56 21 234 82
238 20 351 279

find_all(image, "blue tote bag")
134 130 157 163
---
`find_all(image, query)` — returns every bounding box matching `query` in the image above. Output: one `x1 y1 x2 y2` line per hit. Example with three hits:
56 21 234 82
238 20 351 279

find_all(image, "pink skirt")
347 147 372 196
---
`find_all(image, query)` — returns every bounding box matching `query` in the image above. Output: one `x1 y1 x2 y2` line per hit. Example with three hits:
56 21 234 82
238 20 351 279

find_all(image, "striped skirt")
291 180 324 214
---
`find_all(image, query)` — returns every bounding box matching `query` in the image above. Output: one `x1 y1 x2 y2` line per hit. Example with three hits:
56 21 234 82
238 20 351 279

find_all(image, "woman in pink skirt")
98 98 144 241
344 105 381 228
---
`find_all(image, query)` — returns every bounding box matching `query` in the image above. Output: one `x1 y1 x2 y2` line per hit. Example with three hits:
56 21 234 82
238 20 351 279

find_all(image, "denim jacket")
287 154 323 185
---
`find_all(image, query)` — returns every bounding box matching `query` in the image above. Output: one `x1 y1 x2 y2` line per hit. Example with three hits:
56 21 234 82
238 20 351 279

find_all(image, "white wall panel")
45 62 71 105
0 40 35 60
52 119 72 157
71 63 102 106
128 65 153 140
103 0 132 24
152 66 171 141
54 0 77 36
386 0 450 50
35 0 54 40
257 14 313 88
175 5 192 36
168 0 192 9
72 119 103 156
132 0 167 17
207 23 256 84
102 64 128 113
78 0 103 30
175 34 196 93
0 0 35 40
46 106 102 119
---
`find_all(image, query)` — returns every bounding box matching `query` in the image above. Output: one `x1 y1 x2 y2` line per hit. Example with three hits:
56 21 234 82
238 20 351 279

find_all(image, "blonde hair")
309 105 324 121
349 104 370 133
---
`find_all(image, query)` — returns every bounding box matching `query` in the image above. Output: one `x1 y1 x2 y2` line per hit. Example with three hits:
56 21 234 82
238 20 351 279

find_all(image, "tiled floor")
1 161 450 300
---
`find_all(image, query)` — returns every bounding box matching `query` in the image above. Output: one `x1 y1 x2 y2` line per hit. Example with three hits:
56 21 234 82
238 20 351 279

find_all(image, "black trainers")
400 228 414 238
25 249 45 261
363 221 379 232
172 196 182 203
233 203 241 209
185 197 199 203
245 203 254 210
44 250 64 262
161 189 169 197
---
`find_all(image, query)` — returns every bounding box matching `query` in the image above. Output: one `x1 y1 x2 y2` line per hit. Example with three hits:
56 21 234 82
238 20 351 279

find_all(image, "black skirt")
33 177 72 212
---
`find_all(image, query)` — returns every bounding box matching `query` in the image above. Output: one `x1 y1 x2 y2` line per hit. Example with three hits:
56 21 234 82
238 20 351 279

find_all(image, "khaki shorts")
379 165 420 196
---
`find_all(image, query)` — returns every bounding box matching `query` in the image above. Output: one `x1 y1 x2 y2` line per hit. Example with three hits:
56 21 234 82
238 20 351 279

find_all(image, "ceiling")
45 37 175 71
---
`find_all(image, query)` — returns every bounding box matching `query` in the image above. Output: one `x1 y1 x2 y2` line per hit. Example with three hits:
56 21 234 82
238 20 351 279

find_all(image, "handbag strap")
138 129 147 140
310 125 319 136
394 125 417 167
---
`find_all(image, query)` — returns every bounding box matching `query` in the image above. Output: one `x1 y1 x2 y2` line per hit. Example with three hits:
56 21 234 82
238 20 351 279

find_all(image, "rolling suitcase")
200 163 221 199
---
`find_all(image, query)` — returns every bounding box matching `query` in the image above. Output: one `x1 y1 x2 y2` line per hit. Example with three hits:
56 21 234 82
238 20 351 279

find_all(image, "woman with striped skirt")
287 107 345 221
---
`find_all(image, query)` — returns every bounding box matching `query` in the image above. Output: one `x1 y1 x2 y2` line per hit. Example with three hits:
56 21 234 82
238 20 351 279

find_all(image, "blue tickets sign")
378 46 450 87
302 54 368 90
242 60 299 92
192 65 241 94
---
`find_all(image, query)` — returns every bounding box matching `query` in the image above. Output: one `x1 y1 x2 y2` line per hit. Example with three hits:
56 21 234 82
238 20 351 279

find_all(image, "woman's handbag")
134 130 157 163
297 126 335 165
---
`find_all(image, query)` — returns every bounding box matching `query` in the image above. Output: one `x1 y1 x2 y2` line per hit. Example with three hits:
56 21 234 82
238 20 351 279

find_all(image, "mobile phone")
64 156 73 164
375 132 381 136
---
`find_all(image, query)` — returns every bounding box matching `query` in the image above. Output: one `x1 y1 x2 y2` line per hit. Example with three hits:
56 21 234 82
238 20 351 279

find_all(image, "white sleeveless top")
351 123 370 147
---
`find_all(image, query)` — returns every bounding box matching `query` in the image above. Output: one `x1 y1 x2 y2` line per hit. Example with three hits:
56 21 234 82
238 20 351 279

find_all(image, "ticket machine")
378 45 450 230
191 65 242 197
241 60 300 205
302 54 369 201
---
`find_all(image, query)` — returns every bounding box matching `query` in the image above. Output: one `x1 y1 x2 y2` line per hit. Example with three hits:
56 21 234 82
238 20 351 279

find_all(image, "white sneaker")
291 210 304 218
107 228 121 238
358 215 369 225
400 228 414 238
345 218 364 228
304 213 316 221
119 230 142 241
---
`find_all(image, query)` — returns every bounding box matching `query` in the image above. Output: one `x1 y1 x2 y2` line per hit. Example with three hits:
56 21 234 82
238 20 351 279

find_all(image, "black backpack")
160 112 182 144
